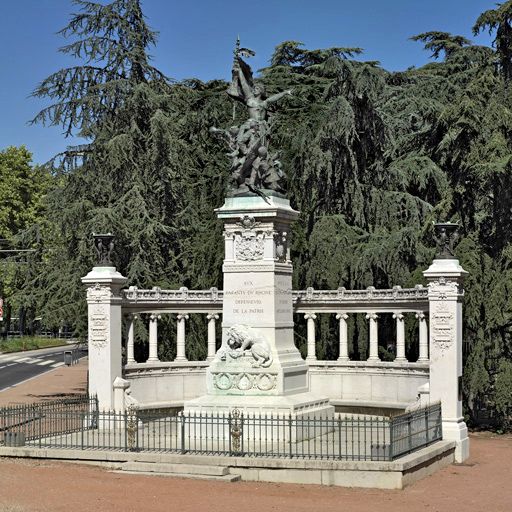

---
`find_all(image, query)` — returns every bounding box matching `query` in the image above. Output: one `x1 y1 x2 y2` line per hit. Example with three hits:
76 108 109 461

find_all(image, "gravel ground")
0 432 510 512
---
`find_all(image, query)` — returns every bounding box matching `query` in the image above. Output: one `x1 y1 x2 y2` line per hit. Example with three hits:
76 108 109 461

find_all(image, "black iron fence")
0 395 96 446
390 402 442 458
0 399 442 461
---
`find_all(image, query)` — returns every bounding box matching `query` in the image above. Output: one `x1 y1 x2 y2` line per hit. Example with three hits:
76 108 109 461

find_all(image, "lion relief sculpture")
218 324 273 368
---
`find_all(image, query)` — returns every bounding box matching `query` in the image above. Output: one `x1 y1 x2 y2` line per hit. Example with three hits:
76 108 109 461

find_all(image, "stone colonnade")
125 312 221 364
303 311 429 362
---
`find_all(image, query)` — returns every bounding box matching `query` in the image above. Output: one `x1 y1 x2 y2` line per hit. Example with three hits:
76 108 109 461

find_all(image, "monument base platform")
185 392 333 418
184 393 334 442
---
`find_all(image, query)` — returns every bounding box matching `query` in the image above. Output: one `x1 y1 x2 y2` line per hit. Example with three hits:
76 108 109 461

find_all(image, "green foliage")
494 359 512 423
0 146 51 240
0 336 68 353
410 32 471 60
474 1 512 81
0 146 53 333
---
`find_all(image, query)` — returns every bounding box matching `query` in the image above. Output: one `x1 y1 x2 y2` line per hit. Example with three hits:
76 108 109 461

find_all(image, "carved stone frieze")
90 305 108 348
429 278 460 300
87 283 112 303
234 233 265 261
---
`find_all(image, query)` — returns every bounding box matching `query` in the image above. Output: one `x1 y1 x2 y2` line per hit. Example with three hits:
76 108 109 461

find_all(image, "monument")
185 41 334 422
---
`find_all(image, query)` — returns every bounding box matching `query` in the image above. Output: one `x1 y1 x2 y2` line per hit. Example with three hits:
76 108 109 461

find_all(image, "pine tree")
27 0 192 339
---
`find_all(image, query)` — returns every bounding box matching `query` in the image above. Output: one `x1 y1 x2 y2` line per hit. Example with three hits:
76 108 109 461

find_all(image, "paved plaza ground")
0 358 510 512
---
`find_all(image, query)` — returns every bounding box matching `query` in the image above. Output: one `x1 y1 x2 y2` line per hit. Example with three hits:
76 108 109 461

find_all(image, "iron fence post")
124 411 128 452
180 412 185 454
389 418 393 460
425 408 429 445
438 404 443 441
288 414 292 458
407 415 412 454
228 411 232 456
136 410 140 452
338 417 342 460
81 412 85 450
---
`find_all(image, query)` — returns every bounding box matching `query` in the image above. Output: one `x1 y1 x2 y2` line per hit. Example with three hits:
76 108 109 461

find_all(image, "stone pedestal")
185 194 333 424
82 266 127 411
423 258 469 462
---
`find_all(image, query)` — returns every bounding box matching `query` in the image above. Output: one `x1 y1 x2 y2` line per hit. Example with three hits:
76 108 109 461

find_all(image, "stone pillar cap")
423 258 468 279
81 266 127 284
113 376 130 390
215 194 299 222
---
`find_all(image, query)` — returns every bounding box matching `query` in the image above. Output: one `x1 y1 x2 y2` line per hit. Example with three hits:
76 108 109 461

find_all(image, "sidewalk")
0 358 88 406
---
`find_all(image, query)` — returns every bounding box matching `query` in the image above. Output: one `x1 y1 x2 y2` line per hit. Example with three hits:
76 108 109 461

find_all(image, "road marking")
50 362 64 368
36 360 53 366
0 365 5 370
25 358 44 364
0 356 19 362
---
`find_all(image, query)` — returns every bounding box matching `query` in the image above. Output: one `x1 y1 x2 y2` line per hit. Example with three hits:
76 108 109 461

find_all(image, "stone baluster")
336 313 349 362
147 314 160 362
206 313 219 361
175 313 189 361
304 313 317 361
366 313 380 361
126 314 137 364
393 312 406 362
416 312 429 362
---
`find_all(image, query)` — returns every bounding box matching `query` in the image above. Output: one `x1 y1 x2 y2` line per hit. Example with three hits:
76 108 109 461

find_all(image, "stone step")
119 461 231 477
113 469 241 482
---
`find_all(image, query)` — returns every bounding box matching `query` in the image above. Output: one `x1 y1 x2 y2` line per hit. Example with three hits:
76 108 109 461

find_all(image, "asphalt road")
0 344 85 392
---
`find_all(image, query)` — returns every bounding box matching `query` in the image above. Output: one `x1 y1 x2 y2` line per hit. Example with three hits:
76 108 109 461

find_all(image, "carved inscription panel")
90 305 109 349
274 274 293 322
223 275 293 325
432 301 455 352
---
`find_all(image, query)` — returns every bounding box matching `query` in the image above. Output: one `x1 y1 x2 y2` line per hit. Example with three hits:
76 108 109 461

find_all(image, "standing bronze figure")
211 38 292 196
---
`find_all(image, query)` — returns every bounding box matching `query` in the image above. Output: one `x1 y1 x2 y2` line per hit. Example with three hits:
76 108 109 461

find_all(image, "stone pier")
82 265 127 410
424 257 469 462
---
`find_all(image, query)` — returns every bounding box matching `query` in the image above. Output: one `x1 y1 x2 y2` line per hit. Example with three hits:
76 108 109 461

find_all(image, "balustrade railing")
122 286 430 366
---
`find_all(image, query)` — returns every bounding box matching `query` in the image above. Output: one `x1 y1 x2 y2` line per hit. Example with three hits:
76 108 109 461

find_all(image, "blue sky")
0 0 494 164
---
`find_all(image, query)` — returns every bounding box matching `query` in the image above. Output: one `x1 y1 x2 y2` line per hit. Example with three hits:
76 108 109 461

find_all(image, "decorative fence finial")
433 222 459 259
93 233 115 266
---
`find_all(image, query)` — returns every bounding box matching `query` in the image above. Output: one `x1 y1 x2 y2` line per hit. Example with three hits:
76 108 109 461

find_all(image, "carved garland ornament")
213 372 277 391
432 302 455 352
429 277 459 300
